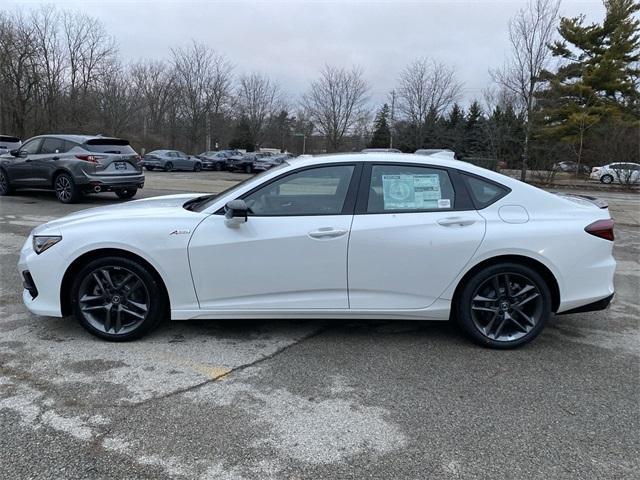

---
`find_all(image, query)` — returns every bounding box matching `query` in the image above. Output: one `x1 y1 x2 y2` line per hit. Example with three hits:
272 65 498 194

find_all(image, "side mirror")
224 199 249 227
10 149 23 157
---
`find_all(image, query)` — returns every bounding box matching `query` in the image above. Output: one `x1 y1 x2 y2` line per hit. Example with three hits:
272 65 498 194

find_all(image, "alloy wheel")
0 170 8 193
55 175 72 201
470 273 543 342
78 266 150 335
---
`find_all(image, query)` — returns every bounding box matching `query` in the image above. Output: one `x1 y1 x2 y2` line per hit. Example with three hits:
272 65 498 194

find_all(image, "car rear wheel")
0 168 13 195
214 162 222 171
71 256 167 341
164 162 173 172
455 263 551 349
600 174 613 184
193 162 202 172
115 188 137 199
145 166 155 171
244 164 252 174
54 173 80 203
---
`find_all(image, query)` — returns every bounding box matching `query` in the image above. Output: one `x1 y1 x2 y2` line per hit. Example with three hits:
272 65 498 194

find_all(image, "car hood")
35 193 205 233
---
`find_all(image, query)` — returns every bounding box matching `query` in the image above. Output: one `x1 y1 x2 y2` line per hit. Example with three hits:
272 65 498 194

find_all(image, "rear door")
348 163 485 310
32 137 69 185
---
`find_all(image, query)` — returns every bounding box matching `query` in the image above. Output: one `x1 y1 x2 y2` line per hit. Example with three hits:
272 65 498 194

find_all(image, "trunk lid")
82 138 141 175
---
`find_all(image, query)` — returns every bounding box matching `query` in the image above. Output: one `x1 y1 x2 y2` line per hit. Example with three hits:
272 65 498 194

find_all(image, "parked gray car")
0 135 21 155
196 150 239 170
141 150 202 172
0 134 144 203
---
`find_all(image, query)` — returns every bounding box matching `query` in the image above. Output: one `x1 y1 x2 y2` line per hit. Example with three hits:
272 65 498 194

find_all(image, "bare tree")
62 10 116 127
302 65 369 151
172 42 231 151
30 6 66 131
235 72 281 148
206 54 234 150
0 11 39 137
131 60 176 146
396 58 463 147
490 0 561 181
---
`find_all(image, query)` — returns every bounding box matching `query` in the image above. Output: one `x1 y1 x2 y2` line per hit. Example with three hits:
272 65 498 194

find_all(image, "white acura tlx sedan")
18 153 616 348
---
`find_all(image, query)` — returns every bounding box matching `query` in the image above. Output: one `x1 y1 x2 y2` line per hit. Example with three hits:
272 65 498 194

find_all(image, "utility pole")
389 89 396 149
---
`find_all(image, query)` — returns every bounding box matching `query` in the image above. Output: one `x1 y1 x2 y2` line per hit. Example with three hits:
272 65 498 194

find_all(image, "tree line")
0 0 637 176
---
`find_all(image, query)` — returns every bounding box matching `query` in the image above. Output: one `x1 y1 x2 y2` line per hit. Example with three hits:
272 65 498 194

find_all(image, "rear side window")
40 137 67 154
462 174 510 209
367 165 456 213
83 138 136 154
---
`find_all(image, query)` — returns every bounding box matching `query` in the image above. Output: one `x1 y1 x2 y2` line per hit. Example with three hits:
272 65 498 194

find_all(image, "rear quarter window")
462 173 510 209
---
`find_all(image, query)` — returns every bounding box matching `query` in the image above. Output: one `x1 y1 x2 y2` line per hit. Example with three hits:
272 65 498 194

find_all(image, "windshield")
186 161 289 212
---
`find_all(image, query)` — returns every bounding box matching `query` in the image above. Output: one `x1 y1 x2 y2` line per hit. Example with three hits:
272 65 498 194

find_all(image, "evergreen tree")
368 104 391 148
536 0 640 167
463 101 487 157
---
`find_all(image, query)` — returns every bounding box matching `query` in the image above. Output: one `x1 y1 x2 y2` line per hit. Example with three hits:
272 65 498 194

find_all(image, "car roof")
27 134 127 144
293 152 530 189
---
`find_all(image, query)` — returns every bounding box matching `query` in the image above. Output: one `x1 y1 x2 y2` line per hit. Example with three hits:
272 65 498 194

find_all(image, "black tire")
0 168 13 195
455 262 551 349
54 172 81 203
600 174 613 184
244 164 253 174
115 187 138 199
145 166 155 171
71 256 167 341
164 162 173 172
193 162 202 172
214 162 222 171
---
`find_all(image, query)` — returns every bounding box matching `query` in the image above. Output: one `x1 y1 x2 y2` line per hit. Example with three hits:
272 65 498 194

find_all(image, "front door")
5 137 43 186
348 163 485 309
189 164 360 310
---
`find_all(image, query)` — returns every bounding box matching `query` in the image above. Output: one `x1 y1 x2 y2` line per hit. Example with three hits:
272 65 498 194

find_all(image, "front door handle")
308 227 348 239
437 217 476 227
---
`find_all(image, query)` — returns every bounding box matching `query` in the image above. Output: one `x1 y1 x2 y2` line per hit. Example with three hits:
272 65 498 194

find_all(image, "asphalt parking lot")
1 171 638 480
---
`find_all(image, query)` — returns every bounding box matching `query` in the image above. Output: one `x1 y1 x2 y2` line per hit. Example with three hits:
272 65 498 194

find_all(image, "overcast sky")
12 0 605 108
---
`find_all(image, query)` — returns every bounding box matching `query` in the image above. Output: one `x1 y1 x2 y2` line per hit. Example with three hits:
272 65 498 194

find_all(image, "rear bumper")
558 293 614 315
79 172 145 191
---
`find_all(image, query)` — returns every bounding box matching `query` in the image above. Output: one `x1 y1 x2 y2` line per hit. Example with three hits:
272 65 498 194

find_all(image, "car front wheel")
456 263 551 349
0 168 13 195
193 162 202 172
244 164 252 174
214 162 222 171
54 173 80 203
164 162 173 172
71 256 167 341
145 166 154 171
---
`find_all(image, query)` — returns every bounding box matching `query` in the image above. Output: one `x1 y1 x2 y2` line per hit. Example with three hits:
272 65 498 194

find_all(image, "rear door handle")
437 217 476 227
308 227 348 239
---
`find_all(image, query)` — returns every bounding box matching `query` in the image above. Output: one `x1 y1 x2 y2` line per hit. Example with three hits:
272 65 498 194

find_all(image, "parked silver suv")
0 134 144 203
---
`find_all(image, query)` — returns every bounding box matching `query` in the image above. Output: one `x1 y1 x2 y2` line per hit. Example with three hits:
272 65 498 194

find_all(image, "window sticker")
381 174 442 210
437 198 451 209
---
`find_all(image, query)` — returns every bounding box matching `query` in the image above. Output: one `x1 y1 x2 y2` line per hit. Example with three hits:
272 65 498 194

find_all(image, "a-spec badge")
169 229 191 235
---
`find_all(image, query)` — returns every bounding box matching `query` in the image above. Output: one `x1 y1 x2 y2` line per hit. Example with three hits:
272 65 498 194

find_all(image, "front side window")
367 165 456 213
244 165 355 216
40 138 67 154
20 138 43 155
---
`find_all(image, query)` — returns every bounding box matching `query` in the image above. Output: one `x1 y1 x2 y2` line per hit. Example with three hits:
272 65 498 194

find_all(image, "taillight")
585 219 614 241
75 154 104 163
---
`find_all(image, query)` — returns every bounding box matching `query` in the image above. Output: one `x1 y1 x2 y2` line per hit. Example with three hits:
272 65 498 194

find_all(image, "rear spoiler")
553 192 608 209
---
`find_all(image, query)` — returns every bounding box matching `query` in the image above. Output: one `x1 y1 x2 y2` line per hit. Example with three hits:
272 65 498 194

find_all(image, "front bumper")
18 236 65 317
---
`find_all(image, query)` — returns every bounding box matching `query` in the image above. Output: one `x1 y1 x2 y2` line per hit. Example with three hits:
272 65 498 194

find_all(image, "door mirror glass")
9 149 21 157
224 199 249 227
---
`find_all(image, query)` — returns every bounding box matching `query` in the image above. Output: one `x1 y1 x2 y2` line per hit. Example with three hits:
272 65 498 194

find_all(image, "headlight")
32 235 62 254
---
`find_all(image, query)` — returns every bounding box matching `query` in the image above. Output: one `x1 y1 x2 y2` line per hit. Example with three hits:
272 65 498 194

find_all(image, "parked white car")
18 153 616 348
590 162 640 184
